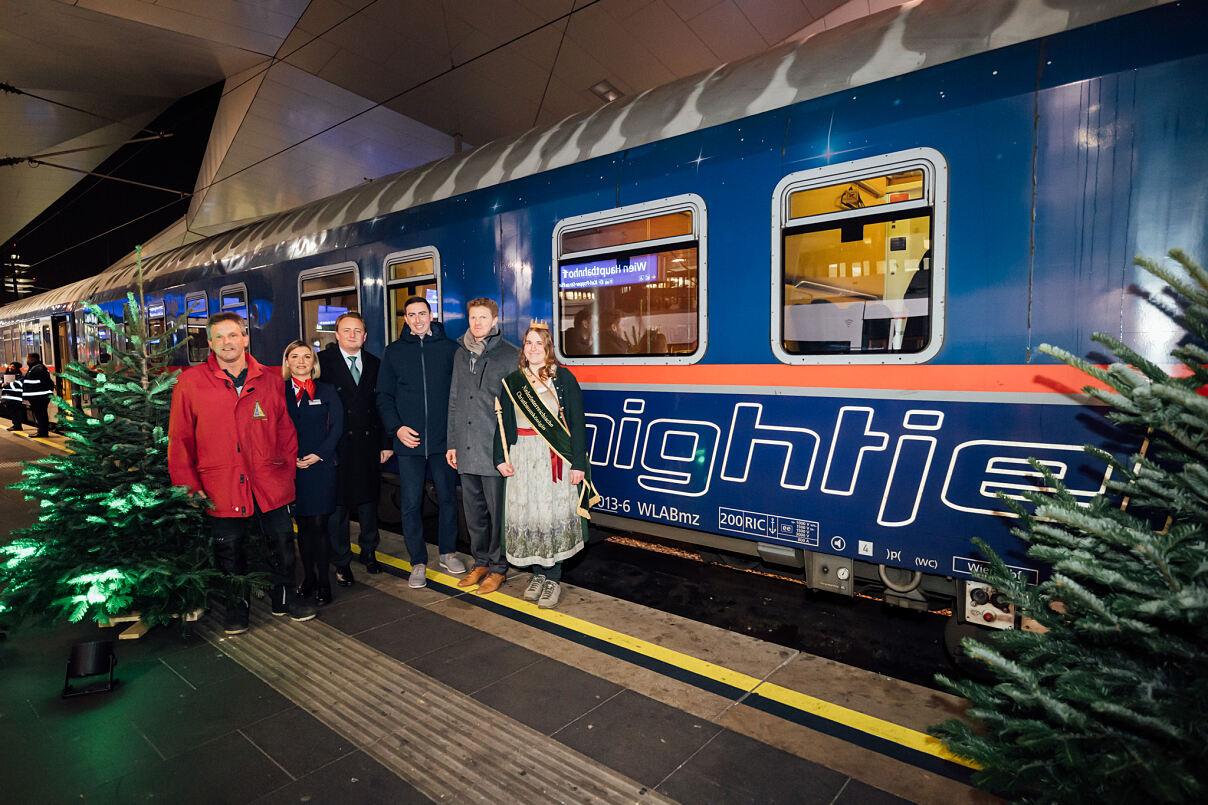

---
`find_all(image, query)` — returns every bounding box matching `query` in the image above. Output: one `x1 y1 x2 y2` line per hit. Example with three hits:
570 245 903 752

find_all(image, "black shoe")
315 585 332 606
6 426 21 432
270 586 318 621
363 558 382 574
297 577 317 598
35 432 49 438
223 598 250 635
334 564 355 587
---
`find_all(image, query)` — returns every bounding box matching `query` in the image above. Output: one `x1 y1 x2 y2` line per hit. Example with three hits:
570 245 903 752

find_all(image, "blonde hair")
519 326 559 381
282 340 321 379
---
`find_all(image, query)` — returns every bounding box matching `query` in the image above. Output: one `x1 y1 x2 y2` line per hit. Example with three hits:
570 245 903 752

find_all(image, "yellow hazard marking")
353 544 979 770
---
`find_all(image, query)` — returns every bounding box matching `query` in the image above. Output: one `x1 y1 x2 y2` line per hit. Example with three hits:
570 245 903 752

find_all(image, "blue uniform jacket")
285 379 343 517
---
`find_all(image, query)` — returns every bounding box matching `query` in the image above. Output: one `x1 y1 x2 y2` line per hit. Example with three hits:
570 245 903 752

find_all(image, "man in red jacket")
169 312 316 634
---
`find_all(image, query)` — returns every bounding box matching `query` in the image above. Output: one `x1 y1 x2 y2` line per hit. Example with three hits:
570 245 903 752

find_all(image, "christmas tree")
930 249 1208 803
0 255 247 628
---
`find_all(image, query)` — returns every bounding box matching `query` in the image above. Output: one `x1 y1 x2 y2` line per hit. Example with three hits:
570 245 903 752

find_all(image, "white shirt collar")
338 347 362 362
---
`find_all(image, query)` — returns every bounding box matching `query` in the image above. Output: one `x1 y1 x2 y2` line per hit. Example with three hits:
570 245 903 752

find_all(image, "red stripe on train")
570 364 1131 394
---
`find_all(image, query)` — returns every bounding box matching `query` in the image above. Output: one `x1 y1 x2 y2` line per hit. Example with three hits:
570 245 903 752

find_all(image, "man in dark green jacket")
376 296 465 588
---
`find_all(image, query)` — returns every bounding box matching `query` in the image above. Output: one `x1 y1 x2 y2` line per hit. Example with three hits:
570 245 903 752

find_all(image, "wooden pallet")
102 609 204 640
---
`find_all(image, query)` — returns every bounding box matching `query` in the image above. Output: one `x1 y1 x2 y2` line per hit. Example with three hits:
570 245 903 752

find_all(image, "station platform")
0 429 992 804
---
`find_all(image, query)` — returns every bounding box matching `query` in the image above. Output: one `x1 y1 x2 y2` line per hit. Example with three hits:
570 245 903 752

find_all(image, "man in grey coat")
446 297 520 595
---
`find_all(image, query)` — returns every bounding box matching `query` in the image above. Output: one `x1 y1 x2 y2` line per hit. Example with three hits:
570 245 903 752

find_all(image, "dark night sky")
6 82 221 298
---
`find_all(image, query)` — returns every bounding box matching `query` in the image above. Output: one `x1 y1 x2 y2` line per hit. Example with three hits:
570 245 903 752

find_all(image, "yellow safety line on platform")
9 430 70 451
354 545 978 770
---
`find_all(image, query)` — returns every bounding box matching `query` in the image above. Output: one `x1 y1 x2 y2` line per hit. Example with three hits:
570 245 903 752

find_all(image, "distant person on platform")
284 340 343 606
21 353 53 437
447 297 519 595
2 361 24 431
562 308 594 355
377 296 466 588
318 312 392 585
168 312 316 634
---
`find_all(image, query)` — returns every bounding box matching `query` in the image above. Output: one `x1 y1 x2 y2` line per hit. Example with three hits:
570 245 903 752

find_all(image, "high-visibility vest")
0 376 22 403
21 365 53 399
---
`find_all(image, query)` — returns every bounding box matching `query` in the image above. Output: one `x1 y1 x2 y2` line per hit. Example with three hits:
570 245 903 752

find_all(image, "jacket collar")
206 352 265 381
400 319 448 344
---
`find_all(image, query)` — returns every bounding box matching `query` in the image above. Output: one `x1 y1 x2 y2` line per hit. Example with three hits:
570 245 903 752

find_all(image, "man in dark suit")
319 312 392 584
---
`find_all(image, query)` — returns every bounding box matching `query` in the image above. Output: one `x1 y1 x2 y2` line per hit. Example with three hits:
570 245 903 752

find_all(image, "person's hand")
569 469 585 485
297 453 321 468
497 462 514 477
379 450 392 463
398 425 420 448
446 449 457 469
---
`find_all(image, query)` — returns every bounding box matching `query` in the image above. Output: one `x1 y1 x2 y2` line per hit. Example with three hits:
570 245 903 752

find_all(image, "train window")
219 283 250 346
146 300 166 345
553 194 706 364
772 148 947 365
384 248 441 342
185 292 208 364
298 263 359 352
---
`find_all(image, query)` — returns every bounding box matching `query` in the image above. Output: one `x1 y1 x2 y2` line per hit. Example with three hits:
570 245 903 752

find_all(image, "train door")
383 249 441 341
298 264 360 351
50 314 74 398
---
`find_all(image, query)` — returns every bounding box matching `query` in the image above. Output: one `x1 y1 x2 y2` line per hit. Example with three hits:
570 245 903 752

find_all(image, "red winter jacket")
168 353 298 517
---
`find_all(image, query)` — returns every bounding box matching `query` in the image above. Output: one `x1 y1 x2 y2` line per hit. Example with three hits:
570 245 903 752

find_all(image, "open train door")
50 314 75 401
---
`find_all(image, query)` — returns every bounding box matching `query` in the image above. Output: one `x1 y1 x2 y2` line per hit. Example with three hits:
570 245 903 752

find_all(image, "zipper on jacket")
419 337 429 450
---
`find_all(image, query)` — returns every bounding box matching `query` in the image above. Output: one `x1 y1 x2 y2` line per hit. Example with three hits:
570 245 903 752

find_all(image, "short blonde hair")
282 340 321 379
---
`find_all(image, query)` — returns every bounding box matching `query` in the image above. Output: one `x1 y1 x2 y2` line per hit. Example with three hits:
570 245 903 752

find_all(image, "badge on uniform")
252 400 267 419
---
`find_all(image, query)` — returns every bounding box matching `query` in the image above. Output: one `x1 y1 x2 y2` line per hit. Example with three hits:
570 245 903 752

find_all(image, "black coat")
318 346 389 506
376 320 458 457
285 380 343 516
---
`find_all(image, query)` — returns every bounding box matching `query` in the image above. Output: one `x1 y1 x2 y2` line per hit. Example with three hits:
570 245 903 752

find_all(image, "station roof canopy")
1 0 875 247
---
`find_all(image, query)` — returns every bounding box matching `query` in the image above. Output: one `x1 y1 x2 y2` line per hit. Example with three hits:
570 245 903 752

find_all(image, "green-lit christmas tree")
931 249 1208 803
0 257 244 628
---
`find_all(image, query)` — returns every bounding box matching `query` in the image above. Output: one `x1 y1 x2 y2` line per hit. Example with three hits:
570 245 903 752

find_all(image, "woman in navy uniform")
283 341 343 605
2 361 24 431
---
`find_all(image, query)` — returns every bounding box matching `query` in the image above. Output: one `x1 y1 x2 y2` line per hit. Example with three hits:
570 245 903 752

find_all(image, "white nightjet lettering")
586 397 1110 528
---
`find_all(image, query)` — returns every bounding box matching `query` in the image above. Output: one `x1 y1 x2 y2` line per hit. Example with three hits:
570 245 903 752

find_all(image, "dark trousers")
295 514 330 585
533 562 562 582
28 398 49 436
461 473 506 574
329 501 380 567
210 503 296 592
4 401 22 429
397 453 458 566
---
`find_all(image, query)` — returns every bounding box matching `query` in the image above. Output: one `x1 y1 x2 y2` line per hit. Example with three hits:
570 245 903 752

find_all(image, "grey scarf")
462 327 496 373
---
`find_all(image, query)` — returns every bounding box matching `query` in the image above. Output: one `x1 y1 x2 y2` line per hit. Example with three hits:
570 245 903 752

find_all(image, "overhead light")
590 80 623 103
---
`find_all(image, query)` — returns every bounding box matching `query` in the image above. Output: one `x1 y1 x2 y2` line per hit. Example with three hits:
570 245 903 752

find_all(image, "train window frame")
184 291 209 365
383 247 441 342
552 193 708 366
297 262 360 352
218 282 250 342
771 147 947 365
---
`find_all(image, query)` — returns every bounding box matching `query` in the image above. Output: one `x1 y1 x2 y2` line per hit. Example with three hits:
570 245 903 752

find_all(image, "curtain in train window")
300 269 358 351
185 293 208 364
556 209 700 358
385 252 439 342
780 170 933 356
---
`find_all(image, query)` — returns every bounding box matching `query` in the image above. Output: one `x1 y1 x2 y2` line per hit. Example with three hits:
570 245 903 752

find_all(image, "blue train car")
3 0 1204 633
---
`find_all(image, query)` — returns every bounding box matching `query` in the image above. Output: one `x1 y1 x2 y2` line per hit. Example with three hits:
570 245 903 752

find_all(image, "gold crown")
528 320 550 330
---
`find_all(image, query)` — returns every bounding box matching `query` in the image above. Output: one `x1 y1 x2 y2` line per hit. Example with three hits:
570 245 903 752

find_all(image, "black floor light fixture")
62 640 118 698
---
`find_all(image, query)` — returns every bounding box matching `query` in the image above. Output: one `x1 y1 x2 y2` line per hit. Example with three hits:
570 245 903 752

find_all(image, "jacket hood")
399 319 449 344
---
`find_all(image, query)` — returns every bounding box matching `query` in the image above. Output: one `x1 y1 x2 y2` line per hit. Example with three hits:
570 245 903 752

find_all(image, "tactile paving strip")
198 606 675 804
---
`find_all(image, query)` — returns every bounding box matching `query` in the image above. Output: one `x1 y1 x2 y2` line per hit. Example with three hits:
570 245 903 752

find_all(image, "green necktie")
348 355 361 384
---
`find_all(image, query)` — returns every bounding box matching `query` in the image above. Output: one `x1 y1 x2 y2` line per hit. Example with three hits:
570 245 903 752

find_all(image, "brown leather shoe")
458 566 489 588
476 572 506 595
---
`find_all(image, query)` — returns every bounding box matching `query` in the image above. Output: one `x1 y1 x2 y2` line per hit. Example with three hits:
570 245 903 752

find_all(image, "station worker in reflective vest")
2 361 24 431
21 353 53 437
168 312 315 634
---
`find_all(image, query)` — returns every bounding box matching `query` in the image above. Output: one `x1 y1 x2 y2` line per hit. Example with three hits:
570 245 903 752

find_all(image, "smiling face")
335 316 366 353
404 300 432 337
467 305 497 340
286 346 315 379
208 320 248 369
523 331 547 368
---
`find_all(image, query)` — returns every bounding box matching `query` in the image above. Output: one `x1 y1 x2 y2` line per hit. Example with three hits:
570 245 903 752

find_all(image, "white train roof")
0 0 1168 323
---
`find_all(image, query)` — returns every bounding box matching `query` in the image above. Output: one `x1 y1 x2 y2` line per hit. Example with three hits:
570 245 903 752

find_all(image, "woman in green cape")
494 325 600 608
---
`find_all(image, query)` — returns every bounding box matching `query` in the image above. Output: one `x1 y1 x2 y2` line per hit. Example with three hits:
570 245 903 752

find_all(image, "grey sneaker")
439 553 467 575
524 575 546 601
537 580 561 609
409 564 428 589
